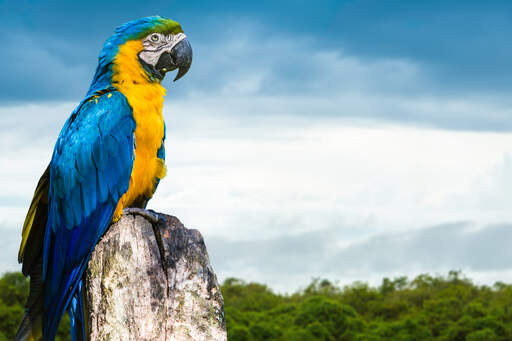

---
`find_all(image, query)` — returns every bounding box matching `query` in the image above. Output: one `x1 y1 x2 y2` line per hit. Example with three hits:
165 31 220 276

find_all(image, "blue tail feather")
69 280 86 341
43 203 115 340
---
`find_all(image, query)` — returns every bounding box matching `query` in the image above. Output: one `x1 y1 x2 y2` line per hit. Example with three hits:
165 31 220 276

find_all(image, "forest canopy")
1 271 512 340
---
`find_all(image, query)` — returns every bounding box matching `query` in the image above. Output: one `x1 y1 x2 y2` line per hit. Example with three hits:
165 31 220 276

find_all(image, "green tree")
3 271 512 340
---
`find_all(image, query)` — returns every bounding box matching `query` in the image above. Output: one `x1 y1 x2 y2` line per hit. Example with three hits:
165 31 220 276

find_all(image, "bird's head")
89 16 192 93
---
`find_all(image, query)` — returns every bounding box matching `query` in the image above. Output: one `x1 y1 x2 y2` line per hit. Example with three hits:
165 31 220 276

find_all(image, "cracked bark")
85 211 226 341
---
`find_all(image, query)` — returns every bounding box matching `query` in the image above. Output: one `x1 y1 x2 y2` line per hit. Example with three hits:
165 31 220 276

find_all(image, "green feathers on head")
117 16 184 40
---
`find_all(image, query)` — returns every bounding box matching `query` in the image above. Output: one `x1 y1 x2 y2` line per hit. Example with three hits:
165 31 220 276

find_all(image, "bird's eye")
150 34 160 42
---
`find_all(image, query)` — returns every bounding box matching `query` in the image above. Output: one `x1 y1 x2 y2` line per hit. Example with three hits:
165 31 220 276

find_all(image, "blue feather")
69 280 86 341
96 166 110 203
80 182 92 218
84 164 98 215
42 90 135 340
92 137 108 171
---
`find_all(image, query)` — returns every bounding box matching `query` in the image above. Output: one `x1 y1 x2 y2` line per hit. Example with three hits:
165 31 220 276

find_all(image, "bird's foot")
123 207 163 225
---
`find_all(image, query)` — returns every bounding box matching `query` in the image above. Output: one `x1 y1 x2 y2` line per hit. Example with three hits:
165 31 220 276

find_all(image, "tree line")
1 271 511 340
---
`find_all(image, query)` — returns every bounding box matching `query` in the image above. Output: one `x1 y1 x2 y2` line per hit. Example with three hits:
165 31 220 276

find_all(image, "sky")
1 0 512 292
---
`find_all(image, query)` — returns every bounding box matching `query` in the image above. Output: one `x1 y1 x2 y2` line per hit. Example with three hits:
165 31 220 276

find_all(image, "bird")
15 16 192 341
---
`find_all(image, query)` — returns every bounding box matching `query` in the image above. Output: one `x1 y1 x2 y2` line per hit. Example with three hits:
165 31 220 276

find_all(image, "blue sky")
3 0 512 105
2 0 512 291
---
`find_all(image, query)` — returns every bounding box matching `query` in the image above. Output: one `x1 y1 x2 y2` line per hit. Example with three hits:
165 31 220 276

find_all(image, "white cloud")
3 32 512 291
3 100 512 290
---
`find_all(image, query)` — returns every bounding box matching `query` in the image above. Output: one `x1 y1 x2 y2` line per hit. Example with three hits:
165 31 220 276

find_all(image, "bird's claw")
122 207 163 225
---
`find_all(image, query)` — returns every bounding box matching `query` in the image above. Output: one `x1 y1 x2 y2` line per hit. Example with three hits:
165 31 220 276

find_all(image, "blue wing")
42 90 135 340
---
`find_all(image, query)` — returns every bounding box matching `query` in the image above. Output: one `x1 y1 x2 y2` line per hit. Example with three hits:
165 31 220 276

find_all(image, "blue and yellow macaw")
15 16 192 341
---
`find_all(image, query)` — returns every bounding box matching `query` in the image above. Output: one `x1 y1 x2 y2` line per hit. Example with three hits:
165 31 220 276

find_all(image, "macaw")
15 16 192 341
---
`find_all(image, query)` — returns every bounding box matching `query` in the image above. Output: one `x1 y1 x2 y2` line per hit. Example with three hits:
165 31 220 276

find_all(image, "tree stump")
85 211 226 341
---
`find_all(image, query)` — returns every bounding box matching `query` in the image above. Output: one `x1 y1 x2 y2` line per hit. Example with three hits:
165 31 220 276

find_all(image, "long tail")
15 314 42 341
15 258 44 341
16 167 49 341
16 258 88 341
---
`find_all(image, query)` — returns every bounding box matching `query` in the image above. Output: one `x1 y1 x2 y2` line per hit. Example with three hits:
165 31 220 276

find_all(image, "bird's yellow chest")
121 84 166 207
111 40 167 219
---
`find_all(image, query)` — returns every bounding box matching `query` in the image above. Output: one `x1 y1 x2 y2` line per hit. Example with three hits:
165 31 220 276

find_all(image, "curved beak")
155 38 193 81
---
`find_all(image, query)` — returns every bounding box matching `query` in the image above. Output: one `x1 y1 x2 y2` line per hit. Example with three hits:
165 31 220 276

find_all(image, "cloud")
0 32 94 102
2 1 512 131
0 223 21 275
208 221 512 292
331 222 512 272
3 19 427 102
161 27 512 132
4 102 512 291
5 101 512 234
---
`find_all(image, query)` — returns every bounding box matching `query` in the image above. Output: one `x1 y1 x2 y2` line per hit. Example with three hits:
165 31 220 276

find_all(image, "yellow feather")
27 319 42 341
111 40 166 213
19 167 49 262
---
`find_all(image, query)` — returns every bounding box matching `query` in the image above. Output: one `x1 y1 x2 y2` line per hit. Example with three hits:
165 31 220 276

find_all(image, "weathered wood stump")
85 211 226 341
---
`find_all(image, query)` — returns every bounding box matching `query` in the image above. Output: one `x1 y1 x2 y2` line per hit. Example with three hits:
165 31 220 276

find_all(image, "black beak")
155 38 193 81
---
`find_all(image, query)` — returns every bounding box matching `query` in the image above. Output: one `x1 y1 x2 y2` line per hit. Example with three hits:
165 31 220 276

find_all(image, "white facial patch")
139 32 187 66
